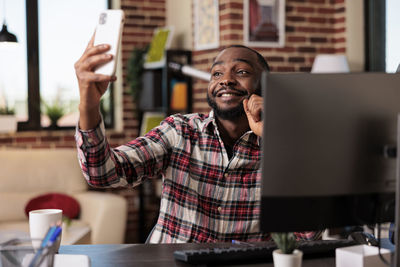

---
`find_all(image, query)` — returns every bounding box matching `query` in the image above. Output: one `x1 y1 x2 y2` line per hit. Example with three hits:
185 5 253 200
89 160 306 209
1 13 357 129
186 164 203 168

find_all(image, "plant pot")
0 115 17 133
272 249 303 267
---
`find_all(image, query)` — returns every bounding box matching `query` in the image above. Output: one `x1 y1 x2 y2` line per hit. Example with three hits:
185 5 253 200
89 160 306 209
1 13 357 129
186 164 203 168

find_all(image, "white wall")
166 0 193 50
346 0 365 72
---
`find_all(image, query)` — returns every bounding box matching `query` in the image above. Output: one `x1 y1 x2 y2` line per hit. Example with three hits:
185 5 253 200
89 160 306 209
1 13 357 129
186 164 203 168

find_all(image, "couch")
0 148 128 244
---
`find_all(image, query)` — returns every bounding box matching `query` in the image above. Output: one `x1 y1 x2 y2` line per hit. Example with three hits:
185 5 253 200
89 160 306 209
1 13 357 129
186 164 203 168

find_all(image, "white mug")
29 209 63 251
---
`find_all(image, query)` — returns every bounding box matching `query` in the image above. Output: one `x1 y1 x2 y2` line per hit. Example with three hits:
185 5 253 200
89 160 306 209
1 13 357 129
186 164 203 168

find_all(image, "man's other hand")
243 94 263 137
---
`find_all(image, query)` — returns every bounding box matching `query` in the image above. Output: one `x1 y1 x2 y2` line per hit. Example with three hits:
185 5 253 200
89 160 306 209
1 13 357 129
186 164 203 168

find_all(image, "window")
386 0 400 72
0 0 27 121
0 0 112 131
365 0 400 73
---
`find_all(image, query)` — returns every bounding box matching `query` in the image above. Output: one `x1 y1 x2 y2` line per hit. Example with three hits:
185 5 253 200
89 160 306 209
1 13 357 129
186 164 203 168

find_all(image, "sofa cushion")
25 193 80 219
0 149 88 194
0 192 39 222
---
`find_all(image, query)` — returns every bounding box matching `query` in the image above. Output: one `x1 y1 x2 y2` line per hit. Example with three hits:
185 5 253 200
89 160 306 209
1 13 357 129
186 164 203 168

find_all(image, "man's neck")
215 115 250 147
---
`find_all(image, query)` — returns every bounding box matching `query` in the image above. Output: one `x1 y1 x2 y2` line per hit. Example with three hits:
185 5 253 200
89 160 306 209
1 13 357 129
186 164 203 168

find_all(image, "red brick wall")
0 0 346 243
192 0 346 114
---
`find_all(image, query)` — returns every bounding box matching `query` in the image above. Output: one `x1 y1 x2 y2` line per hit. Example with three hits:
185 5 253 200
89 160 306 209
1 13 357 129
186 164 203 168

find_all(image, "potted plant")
126 46 148 107
0 106 17 133
271 232 303 267
42 99 66 129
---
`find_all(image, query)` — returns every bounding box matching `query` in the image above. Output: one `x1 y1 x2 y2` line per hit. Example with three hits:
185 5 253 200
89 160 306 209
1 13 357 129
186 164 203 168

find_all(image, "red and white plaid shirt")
75 111 320 243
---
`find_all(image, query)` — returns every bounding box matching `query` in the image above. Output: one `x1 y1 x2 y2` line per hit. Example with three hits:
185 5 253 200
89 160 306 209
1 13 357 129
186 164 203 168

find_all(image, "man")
74 37 318 243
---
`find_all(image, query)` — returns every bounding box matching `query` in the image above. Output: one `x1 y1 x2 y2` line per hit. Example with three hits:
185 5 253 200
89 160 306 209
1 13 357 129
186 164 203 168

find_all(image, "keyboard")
173 239 358 265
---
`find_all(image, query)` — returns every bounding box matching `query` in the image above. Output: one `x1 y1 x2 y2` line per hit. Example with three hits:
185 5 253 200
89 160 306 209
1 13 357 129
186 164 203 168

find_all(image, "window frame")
18 0 113 131
364 0 386 72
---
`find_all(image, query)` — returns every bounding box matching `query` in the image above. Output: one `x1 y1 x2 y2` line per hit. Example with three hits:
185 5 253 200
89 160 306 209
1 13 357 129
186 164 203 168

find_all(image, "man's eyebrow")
211 61 223 70
233 58 253 67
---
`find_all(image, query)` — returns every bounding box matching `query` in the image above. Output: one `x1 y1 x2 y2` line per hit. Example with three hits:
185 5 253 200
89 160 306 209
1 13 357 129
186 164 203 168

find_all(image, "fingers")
76 44 111 70
77 72 115 84
76 53 113 73
245 94 263 122
74 44 113 86
76 31 111 73
244 97 263 137
84 31 96 52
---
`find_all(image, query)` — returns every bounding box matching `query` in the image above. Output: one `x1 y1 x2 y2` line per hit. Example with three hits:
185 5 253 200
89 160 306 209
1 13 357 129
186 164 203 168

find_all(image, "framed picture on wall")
144 27 174 69
140 112 166 136
243 0 286 47
194 0 219 50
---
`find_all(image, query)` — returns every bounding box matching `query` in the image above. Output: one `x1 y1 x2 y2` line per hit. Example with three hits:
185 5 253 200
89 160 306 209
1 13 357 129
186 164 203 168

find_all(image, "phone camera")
99 13 107 25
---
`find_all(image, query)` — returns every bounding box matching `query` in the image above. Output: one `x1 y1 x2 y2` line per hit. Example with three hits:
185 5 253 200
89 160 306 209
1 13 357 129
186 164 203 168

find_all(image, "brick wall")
192 0 346 113
0 0 346 243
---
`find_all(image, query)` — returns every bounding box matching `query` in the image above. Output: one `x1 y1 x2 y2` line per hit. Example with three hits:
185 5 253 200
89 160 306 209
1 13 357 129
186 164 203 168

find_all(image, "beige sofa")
0 148 127 244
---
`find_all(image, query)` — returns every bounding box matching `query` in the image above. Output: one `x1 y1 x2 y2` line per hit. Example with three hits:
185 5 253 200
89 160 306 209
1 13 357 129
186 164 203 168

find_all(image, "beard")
207 94 245 120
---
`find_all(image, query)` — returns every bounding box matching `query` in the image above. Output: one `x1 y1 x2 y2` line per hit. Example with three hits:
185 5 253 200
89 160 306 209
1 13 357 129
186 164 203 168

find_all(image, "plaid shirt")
75 111 320 243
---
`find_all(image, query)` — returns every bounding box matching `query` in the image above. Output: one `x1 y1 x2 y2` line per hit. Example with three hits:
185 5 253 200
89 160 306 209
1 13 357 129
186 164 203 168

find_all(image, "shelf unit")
139 49 193 115
137 49 193 242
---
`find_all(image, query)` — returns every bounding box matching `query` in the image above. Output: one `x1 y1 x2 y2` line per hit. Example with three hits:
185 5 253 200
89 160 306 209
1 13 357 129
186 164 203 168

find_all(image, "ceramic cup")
29 209 62 251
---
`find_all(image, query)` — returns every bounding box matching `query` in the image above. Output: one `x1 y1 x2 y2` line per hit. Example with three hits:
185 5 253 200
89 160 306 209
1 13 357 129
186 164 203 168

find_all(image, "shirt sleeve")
75 116 177 189
294 231 323 241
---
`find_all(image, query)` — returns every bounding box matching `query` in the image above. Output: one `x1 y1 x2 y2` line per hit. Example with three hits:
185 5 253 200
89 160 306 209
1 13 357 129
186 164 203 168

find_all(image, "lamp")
311 54 349 73
0 0 18 43
168 62 211 81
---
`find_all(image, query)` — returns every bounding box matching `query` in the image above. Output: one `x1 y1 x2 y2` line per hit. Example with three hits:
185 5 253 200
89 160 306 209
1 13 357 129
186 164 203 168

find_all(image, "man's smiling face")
207 47 263 120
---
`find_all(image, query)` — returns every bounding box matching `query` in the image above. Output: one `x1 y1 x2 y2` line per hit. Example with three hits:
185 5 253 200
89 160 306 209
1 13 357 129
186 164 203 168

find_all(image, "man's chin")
207 95 245 120
213 106 245 120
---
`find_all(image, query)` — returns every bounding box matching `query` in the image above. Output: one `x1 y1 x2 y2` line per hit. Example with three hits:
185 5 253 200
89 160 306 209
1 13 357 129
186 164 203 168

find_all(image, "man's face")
207 47 263 120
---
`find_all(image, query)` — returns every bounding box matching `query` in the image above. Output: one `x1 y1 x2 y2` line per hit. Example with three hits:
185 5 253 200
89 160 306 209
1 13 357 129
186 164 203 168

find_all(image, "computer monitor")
260 72 400 233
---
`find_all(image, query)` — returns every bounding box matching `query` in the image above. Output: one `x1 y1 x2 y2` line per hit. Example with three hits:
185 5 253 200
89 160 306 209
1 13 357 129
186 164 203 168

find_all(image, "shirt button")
224 173 228 178
87 137 93 143
217 206 222 212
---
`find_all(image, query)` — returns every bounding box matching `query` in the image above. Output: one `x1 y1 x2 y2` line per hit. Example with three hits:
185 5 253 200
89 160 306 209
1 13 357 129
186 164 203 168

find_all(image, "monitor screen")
260 72 400 233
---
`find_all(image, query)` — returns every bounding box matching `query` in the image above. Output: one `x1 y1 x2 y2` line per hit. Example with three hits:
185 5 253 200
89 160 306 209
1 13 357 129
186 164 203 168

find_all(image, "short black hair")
223 45 270 71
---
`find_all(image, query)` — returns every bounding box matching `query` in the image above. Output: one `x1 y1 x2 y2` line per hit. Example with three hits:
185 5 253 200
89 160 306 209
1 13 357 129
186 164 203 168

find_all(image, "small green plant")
0 106 15 115
271 232 297 254
62 215 72 228
126 46 149 104
0 91 15 115
42 99 66 128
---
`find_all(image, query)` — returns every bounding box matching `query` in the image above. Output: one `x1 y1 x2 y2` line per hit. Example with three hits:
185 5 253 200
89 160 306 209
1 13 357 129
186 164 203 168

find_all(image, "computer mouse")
349 232 379 246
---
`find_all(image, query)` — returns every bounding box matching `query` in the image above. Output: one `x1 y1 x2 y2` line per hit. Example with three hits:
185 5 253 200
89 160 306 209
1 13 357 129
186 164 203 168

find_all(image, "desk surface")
60 243 335 267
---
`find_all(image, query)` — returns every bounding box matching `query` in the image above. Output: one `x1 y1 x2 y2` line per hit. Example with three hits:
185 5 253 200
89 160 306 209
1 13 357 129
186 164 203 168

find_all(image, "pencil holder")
0 238 56 267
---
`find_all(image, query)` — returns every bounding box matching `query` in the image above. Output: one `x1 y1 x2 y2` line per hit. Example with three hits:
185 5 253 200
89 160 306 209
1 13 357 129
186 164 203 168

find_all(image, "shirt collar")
201 110 217 133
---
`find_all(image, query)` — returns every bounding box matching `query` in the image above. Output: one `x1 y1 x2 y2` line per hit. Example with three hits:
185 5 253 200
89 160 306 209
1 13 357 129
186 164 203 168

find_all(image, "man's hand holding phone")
74 34 116 130
74 10 124 130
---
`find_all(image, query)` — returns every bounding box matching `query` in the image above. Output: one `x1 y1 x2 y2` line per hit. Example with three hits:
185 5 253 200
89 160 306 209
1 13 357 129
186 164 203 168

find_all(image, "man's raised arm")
74 33 116 130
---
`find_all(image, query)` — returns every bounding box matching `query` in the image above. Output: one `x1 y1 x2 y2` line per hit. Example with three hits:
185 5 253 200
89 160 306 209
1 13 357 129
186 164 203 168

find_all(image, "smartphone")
93 9 125 76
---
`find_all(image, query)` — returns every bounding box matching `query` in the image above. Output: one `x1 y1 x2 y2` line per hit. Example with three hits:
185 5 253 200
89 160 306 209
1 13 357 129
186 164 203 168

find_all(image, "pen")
40 226 57 248
29 226 62 267
28 226 54 267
